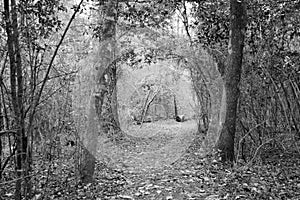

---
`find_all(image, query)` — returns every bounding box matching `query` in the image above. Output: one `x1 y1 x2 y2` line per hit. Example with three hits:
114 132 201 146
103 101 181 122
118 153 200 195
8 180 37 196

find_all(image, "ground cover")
1 120 299 200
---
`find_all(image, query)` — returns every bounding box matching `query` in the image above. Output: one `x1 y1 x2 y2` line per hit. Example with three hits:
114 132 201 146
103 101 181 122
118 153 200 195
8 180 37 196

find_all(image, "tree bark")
78 0 119 183
79 146 96 183
111 65 120 127
216 0 246 162
0 86 3 180
174 95 178 118
4 0 25 198
79 93 99 183
97 0 121 135
10 0 30 196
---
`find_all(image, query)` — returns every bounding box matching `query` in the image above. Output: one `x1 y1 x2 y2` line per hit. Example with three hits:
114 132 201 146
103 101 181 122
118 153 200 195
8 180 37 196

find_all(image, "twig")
0 129 18 136
0 172 37 186
245 138 274 167
236 120 266 161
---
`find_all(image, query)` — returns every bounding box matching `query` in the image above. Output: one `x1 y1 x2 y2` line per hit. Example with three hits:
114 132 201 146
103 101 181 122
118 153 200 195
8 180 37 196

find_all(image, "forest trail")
96 120 197 171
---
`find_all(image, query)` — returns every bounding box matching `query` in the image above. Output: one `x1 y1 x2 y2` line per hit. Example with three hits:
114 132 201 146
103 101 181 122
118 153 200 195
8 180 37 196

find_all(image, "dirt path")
96 120 197 171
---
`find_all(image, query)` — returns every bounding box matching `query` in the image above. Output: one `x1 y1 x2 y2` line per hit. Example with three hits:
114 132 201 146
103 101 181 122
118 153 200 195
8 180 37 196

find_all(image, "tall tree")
2 0 83 195
79 0 119 183
3 0 26 198
216 0 247 162
93 0 121 136
100 0 120 130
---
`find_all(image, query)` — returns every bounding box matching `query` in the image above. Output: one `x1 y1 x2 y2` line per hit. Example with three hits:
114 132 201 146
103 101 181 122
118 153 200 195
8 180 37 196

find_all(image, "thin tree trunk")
174 95 178 118
216 0 246 162
110 65 120 127
0 91 3 180
3 0 23 199
10 0 29 197
181 0 192 43
111 64 120 127
140 89 159 127
141 89 151 122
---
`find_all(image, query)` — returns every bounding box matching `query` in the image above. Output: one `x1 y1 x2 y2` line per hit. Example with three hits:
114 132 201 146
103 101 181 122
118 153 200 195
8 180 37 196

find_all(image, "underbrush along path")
96 120 197 171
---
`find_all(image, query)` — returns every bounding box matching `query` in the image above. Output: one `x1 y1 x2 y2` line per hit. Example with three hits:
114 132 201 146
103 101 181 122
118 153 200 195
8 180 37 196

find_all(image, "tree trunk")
79 94 99 183
111 65 120 127
4 0 26 198
174 95 178 118
97 0 121 136
10 0 31 196
78 0 118 183
140 89 159 126
80 147 96 183
216 0 246 162
0 90 3 180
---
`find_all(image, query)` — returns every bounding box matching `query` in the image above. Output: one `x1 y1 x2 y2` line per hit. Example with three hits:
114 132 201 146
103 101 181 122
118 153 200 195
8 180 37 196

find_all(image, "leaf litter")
1 120 299 200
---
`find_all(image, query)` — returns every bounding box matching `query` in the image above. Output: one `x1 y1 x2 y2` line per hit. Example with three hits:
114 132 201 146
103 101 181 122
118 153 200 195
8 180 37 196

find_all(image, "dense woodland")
0 0 299 199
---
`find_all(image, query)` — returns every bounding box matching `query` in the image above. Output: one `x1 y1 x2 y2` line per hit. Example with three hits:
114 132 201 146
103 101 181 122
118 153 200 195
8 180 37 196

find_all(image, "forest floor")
97 119 197 171
1 119 300 200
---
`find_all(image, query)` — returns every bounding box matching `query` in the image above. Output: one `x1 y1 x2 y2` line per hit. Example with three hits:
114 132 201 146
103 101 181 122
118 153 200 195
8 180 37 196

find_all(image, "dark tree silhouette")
216 0 247 162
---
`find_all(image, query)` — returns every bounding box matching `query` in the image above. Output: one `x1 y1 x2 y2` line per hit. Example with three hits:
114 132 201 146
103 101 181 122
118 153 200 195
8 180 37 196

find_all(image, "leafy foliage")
193 0 300 162
18 0 65 41
194 0 229 50
118 0 179 29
